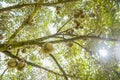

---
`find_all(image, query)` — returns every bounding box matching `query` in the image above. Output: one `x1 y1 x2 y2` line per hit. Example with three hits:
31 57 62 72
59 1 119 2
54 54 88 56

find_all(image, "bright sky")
0 1 12 7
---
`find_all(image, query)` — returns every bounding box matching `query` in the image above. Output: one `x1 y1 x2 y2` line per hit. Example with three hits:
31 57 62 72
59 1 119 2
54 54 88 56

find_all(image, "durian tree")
0 0 120 80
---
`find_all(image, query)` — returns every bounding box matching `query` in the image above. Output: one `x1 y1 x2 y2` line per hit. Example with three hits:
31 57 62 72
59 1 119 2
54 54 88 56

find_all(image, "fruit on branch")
74 9 85 18
74 13 79 18
17 61 26 71
7 59 18 68
56 6 61 14
79 9 84 15
6 54 26 71
0 34 3 40
74 20 80 29
66 28 74 34
80 14 85 18
41 43 54 54
74 20 84 29
67 42 73 47
21 48 27 53
79 26 84 29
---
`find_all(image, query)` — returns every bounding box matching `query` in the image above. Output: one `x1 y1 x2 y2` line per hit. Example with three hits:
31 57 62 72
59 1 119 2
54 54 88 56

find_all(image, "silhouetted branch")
57 17 73 33
50 54 68 80
0 34 120 51
73 41 92 55
0 0 78 12
6 0 78 43
0 68 8 80
6 17 28 43
1 51 76 78
7 4 40 43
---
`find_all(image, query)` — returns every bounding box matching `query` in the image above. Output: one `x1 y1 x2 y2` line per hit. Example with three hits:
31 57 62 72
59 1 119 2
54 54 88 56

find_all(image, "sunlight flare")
99 49 108 57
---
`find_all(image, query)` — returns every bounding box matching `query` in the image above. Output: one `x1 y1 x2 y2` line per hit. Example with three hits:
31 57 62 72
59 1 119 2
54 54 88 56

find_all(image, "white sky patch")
48 6 56 18
0 1 12 7
41 59 53 67
48 23 57 34
63 16 68 20
99 49 108 57
48 6 56 11
0 52 6 60
47 6 57 34
61 56 68 65
10 11 23 16
0 52 8 74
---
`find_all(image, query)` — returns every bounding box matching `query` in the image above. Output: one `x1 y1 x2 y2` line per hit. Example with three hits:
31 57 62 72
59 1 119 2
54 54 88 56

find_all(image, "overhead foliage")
0 0 120 80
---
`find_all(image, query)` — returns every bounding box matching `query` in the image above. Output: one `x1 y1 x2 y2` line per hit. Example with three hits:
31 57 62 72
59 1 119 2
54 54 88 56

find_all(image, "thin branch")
7 18 28 43
16 49 20 56
86 26 97 36
0 34 119 51
57 17 73 33
50 54 68 80
34 33 59 41
28 3 40 23
73 41 92 55
6 0 78 43
0 0 78 12
7 4 40 43
0 68 8 80
1 51 76 78
0 4 31 12
24 50 35 58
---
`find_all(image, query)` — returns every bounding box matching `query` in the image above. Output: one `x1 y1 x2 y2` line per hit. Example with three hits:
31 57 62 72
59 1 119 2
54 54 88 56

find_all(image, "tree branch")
0 0 78 12
0 68 8 80
7 19 27 43
1 51 75 78
73 41 92 55
7 4 40 43
0 34 119 51
6 0 78 43
57 17 73 33
50 54 68 80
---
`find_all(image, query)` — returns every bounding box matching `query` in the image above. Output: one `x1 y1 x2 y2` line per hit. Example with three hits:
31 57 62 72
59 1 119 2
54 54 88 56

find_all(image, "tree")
0 0 119 80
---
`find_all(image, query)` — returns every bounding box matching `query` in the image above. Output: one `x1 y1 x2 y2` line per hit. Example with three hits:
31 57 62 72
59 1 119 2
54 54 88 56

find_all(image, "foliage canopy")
0 0 120 80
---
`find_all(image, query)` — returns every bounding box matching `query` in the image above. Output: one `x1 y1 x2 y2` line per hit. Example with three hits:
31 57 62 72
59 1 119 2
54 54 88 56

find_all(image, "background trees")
0 0 119 80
